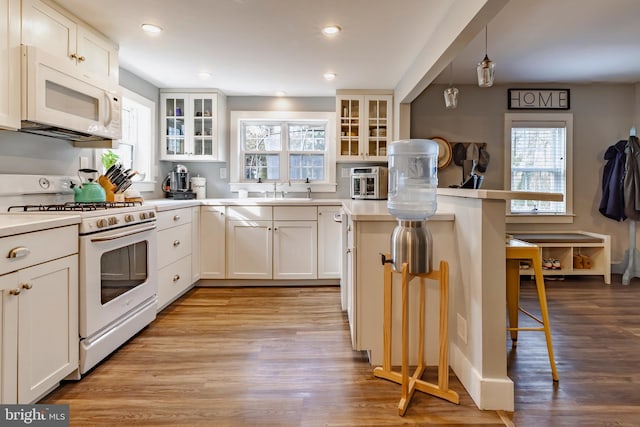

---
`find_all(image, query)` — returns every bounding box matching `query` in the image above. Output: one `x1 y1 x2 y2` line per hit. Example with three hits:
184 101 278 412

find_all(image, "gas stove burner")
8 201 142 212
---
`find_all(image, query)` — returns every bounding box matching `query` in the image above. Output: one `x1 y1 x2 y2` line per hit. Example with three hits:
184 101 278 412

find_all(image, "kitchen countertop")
437 188 564 201
0 213 81 238
145 188 561 216
341 200 454 221
144 199 202 211
202 198 344 206
145 198 344 211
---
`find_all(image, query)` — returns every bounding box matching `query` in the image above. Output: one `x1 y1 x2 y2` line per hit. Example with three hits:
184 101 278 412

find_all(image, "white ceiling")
53 0 640 97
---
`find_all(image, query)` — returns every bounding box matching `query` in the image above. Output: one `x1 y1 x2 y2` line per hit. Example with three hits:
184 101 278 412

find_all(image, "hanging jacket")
599 139 627 221
624 135 640 220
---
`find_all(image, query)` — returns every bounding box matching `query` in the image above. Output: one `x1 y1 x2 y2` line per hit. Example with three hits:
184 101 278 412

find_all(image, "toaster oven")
350 167 388 199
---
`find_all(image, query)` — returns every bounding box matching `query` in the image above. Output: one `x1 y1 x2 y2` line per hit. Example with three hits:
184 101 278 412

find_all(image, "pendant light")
476 26 495 87
444 63 459 109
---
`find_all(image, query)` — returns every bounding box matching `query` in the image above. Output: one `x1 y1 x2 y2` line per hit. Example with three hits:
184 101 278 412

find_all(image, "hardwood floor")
41 276 640 426
507 275 640 426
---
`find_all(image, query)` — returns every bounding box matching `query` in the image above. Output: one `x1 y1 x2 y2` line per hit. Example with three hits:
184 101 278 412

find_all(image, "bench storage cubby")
509 231 611 284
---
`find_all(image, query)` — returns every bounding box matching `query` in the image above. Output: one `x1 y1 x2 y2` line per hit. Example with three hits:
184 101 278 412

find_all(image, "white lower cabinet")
200 206 226 279
273 220 317 280
157 255 191 307
191 206 200 283
227 219 273 279
317 206 342 279
225 205 319 280
156 207 194 311
1 254 78 404
344 215 356 348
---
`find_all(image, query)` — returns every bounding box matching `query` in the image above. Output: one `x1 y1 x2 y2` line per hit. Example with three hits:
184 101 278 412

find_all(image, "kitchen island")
341 189 562 412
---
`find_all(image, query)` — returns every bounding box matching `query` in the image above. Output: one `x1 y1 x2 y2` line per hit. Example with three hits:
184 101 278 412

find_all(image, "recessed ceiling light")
323 72 336 81
321 25 342 36
198 72 212 80
275 91 286 97
141 23 163 34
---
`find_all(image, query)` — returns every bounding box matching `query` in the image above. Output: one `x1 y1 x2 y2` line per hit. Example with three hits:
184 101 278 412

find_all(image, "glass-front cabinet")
160 91 226 161
336 92 392 161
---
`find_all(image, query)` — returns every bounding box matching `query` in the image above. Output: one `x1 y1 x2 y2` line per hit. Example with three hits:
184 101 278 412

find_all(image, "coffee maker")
163 164 196 199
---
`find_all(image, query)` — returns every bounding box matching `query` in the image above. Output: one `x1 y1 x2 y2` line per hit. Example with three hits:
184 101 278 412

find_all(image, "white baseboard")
450 344 514 411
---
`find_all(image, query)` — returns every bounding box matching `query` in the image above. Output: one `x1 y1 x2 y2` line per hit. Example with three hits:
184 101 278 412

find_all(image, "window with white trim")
230 111 336 192
505 113 573 218
99 88 156 192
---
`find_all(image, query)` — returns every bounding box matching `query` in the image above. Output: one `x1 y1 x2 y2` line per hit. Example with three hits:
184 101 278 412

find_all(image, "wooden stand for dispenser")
373 256 459 416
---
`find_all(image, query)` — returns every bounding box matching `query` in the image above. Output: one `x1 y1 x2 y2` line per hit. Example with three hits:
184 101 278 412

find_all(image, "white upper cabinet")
160 91 227 162
0 0 20 130
336 91 393 162
21 0 119 90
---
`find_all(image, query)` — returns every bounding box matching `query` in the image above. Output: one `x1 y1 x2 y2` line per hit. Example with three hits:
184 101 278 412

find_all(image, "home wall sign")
508 88 570 110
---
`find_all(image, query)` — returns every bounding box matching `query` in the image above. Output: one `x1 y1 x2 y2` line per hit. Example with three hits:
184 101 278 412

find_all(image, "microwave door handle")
104 92 113 127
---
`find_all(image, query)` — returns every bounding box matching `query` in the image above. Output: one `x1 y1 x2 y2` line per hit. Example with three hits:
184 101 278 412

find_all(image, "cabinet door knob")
173 215 181 221
7 247 30 259
21 283 33 290
77 55 86 62
173 240 181 247
172 274 180 282
9 289 20 296
346 249 351 254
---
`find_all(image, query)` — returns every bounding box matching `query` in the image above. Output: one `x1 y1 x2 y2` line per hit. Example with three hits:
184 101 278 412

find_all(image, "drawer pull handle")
173 240 181 247
173 215 180 221
7 247 30 259
172 274 180 282
9 289 20 296
22 283 33 290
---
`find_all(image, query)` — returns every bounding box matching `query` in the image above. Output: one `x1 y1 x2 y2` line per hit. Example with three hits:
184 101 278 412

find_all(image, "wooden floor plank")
41 275 640 426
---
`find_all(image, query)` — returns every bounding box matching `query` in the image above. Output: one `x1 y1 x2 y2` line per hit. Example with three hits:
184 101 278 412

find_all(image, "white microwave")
20 45 121 143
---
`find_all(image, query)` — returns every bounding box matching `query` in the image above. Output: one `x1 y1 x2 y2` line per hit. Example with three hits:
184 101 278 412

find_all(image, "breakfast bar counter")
341 189 562 412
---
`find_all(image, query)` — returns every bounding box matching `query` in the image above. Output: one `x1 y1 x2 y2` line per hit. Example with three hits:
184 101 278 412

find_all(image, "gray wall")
162 96 354 200
411 82 637 262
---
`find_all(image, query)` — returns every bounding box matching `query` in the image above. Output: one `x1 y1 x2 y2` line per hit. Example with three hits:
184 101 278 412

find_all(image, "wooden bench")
508 231 611 284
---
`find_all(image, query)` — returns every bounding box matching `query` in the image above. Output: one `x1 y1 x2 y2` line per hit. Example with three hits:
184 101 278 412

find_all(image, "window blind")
510 124 567 214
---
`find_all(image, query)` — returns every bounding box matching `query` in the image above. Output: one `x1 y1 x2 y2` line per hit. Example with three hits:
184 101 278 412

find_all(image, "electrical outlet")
341 168 350 178
457 313 468 344
219 167 227 179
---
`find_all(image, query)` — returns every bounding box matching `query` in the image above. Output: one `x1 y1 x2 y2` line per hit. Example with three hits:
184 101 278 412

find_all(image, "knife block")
98 176 124 202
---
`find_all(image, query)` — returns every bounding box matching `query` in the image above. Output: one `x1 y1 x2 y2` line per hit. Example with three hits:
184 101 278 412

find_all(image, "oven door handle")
90 224 157 242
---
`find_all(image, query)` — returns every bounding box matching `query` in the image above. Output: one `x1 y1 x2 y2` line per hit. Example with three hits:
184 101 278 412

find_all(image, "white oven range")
3 175 158 377
76 204 157 376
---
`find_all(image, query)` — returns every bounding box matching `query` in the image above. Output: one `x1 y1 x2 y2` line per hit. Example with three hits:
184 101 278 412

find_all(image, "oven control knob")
96 218 108 228
148 211 156 218
125 214 135 223
140 212 147 220
108 216 119 226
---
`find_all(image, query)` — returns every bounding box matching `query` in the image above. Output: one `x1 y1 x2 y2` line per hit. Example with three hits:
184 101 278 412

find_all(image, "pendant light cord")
485 26 488 56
